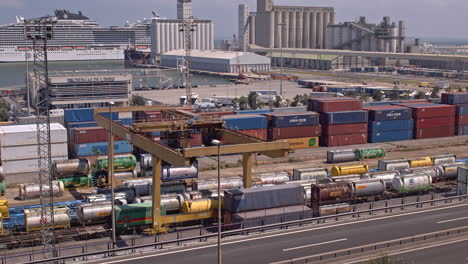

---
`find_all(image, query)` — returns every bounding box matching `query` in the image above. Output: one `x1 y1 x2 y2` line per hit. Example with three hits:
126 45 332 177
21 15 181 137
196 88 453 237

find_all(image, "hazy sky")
0 0 466 41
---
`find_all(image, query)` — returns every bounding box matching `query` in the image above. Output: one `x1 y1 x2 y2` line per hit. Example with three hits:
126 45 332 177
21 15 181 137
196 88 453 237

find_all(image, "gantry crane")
24 17 57 258
179 17 196 105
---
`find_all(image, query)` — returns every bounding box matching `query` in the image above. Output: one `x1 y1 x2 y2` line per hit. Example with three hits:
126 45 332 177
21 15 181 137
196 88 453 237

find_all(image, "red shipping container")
269 125 321 140
318 100 362 113
396 104 456 119
73 127 109 143
321 133 368 147
414 116 455 129
189 133 203 147
198 111 234 118
322 123 368 136
136 111 163 122
237 129 268 141
414 127 455 139
456 115 468 126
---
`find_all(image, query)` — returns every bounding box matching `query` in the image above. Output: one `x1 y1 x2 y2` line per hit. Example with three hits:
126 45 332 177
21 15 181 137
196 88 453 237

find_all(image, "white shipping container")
457 167 468 184
0 123 67 147
2 156 67 174
457 182 468 195
1 143 68 161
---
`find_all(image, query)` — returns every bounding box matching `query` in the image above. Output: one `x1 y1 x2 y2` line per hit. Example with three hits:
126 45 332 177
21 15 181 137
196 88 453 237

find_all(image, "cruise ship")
0 10 151 62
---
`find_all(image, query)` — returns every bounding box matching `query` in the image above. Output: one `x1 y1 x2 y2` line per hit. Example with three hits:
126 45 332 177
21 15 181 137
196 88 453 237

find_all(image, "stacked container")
221 115 268 141
441 92 468 135
363 105 414 143
266 112 320 149
395 103 456 139
309 98 367 147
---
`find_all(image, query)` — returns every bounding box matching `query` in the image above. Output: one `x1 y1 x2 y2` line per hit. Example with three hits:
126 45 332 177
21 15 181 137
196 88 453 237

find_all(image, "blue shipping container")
368 130 413 143
234 109 272 115
269 113 319 128
444 93 468 105
368 108 412 121
456 125 468 135
320 111 368 125
456 105 468 116
65 108 118 123
67 120 121 129
222 115 268 130
120 117 133 126
369 120 414 132
74 140 132 157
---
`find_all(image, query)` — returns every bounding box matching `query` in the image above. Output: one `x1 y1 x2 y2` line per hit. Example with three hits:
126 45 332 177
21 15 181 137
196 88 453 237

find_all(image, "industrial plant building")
151 0 214 56
325 16 405 53
239 0 335 50
160 49 271 73
28 74 132 109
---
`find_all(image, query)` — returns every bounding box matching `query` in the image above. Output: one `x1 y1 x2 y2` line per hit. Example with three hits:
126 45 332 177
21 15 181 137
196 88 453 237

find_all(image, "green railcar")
354 148 385 160
58 175 92 189
115 203 167 229
94 154 137 172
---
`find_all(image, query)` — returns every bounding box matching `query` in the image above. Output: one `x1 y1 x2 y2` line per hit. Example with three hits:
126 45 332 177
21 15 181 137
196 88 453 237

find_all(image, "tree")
390 87 400 100
130 94 146 106
0 100 8 121
273 95 283 108
301 94 309 106
430 87 440 98
360 94 370 102
372 91 384 102
291 95 301 107
345 90 356 98
458 87 464 92
237 96 248 110
414 91 426 99
247 91 259 109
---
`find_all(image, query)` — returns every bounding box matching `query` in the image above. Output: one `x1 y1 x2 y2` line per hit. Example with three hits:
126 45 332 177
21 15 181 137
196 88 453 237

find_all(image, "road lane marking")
282 238 348 252
437 216 468 224
100 203 468 264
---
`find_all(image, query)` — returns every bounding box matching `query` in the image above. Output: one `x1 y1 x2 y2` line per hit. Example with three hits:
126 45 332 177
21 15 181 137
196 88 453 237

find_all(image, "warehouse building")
28 73 132 109
239 0 335 50
160 49 271 73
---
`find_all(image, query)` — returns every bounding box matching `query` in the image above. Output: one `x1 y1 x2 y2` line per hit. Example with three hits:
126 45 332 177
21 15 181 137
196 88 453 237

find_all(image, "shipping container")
115 203 166 228
223 184 304 213
234 109 272 115
189 133 203 146
457 167 468 184
74 141 133 157
292 168 328 181
368 120 414 132
120 117 133 126
456 105 468 116
321 133 368 147
327 149 356 163
222 115 268 130
279 137 319 149
197 111 234 119
396 104 456 119
72 127 111 144
230 205 312 229
1 156 67 174
135 111 162 122
441 92 468 105
322 123 368 136
267 112 319 128
414 127 455 139
269 126 321 140
271 106 307 113
320 111 368 125
308 98 362 112
414 116 455 129
330 164 369 176
456 115 468 126
235 129 268 141
0 123 67 147
64 108 117 123
0 143 68 161
456 125 468 135
354 147 385 160
368 130 413 143
363 106 412 121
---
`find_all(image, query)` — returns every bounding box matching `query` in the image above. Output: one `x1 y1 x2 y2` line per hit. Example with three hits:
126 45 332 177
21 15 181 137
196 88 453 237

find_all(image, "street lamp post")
211 139 222 264
108 101 116 248
277 23 285 96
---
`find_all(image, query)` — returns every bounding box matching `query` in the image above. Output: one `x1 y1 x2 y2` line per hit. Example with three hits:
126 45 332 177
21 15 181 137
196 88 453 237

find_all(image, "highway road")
98 202 468 264
393 238 468 264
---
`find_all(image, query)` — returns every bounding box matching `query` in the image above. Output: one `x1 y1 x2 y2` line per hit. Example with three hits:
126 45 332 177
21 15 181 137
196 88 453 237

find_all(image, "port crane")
179 17 196 105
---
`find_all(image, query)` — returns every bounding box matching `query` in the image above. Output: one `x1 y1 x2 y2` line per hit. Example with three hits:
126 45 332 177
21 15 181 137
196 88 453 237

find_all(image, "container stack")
266 112 320 149
221 115 268 141
0 124 68 185
363 105 414 143
395 103 456 139
457 167 468 195
441 92 468 135
65 108 133 159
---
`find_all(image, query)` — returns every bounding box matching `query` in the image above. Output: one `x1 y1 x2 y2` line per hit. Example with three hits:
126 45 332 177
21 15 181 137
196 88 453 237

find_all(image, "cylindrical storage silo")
77 201 112 223
430 154 456 166
53 159 91 178
401 166 443 182
94 154 137 172
364 171 399 189
442 162 466 180
409 157 433 168
160 194 184 212
19 181 65 200
181 198 220 214
392 174 432 193
331 165 369 176
351 179 386 197
354 148 385 161
24 206 70 232
327 149 356 163
58 175 93 189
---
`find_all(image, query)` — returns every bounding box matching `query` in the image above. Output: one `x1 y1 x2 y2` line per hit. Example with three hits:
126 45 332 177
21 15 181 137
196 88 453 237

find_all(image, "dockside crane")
179 18 196 105
24 17 57 258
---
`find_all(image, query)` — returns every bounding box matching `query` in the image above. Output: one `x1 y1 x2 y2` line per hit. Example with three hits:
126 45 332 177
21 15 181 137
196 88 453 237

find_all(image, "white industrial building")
177 0 192 20
151 18 214 56
239 0 335 50
326 17 405 53
160 49 271 73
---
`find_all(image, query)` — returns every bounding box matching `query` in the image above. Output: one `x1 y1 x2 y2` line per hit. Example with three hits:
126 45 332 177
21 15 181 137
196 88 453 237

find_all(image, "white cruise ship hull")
0 46 133 62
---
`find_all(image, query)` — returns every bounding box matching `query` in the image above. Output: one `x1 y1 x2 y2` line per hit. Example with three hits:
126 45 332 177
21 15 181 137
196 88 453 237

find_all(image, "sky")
0 0 466 42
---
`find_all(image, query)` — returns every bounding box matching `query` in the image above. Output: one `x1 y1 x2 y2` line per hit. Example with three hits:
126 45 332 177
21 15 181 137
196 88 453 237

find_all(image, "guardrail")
17 193 468 264
272 226 468 264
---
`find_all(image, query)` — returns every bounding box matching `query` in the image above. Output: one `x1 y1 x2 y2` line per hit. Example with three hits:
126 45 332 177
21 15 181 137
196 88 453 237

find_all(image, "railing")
272 226 468 264
12 193 468 264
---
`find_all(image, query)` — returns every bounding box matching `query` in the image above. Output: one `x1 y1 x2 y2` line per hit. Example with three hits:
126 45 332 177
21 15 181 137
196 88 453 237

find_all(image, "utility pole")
179 18 196 105
24 17 56 259
277 23 285 96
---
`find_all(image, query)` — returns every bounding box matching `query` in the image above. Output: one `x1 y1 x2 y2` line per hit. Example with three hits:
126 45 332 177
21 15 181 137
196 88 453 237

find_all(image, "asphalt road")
394 238 468 264
98 202 468 264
